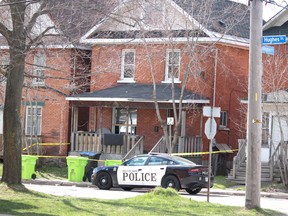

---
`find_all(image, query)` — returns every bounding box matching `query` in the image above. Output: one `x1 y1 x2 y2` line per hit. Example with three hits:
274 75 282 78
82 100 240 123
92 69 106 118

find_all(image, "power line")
263 0 288 9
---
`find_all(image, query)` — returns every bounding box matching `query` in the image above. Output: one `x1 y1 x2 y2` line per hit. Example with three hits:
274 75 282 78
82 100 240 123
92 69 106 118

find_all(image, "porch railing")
269 141 288 185
70 131 143 155
122 136 144 161
149 136 202 154
232 139 246 179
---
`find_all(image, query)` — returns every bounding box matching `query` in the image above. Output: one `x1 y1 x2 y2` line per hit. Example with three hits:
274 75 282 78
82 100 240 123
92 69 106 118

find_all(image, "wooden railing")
232 139 246 179
269 141 288 186
70 131 144 155
122 136 144 161
149 136 202 154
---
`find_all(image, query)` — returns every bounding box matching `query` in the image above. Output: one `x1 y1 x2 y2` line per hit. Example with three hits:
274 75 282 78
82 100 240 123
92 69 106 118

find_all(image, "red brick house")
0 2 94 158
66 0 251 168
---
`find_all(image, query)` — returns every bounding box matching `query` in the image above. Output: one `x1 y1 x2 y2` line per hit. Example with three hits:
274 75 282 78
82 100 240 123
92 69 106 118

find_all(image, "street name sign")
262 45 274 55
262 35 286 45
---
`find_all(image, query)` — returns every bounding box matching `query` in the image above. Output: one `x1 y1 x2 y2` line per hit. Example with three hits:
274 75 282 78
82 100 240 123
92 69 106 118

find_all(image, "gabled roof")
81 0 250 45
173 0 250 39
66 83 209 104
263 9 288 36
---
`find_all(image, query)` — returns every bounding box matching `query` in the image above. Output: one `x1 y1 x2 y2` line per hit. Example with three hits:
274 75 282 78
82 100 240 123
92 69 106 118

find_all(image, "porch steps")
227 162 281 184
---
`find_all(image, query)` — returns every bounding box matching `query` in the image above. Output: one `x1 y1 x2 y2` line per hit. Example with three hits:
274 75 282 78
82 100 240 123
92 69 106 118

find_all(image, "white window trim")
25 106 42 136
33 54 46 86
119 49 136 82
164 49 181 83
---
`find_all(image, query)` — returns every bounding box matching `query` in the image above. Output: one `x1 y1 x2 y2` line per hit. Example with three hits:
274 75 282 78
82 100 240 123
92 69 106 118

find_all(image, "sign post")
203 106 220 202
167 117 174 152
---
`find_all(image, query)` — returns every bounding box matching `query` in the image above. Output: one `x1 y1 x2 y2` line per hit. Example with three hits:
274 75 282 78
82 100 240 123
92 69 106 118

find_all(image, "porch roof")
66 83 209 104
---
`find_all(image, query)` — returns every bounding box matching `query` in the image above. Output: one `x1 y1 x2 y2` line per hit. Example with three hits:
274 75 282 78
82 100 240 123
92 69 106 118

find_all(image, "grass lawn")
0 185 283 216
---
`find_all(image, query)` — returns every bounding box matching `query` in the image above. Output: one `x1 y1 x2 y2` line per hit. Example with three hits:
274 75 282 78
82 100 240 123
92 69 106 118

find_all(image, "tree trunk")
2 2 26 184
2 51 25 184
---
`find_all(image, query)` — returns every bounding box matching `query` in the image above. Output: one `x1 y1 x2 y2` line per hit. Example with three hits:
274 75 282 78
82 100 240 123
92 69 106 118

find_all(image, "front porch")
69 131 203 161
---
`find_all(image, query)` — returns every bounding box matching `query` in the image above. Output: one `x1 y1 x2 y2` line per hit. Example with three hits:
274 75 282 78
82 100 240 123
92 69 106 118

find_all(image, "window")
25 106 42 136
165 50 180 82
125 156 149 166
120 50 135 82
113 108 137 135
33 54 45 86
147 156 175 165
220 111 228 127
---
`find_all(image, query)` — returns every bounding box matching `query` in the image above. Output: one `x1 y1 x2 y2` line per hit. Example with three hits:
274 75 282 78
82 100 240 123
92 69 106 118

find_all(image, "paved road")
24 183 288 215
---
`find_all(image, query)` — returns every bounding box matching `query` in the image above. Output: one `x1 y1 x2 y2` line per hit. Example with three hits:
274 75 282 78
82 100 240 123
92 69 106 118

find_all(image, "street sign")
204 118 217 140
262 45 275 55
167 117 174 125
262 35 286 45
203 106 221 118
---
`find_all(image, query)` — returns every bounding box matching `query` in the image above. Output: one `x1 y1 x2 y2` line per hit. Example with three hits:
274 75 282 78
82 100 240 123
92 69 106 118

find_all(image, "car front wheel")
96 172 112 190
185 188 201 195
161 175 180 191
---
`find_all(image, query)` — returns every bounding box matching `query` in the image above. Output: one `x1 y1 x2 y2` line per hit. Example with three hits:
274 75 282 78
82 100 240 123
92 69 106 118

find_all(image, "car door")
140 156 169 186
117 156 149 186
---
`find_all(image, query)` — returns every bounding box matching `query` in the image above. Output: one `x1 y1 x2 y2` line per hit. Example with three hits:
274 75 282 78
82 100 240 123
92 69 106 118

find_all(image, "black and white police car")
91 153 213 194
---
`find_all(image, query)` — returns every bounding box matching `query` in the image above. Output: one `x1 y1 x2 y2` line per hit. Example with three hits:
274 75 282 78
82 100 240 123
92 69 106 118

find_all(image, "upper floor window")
25 106 42 136
119 50 135 82
33 54 45 86
220 111 228 128
165 49 180 82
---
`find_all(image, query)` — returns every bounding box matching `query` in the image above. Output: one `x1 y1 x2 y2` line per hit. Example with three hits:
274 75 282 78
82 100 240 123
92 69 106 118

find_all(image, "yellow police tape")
22 142 238 161
171 149 238 156
22 143 70 151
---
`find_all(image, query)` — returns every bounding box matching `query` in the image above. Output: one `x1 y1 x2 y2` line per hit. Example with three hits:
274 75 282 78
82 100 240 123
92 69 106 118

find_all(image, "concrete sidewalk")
22 178 288 200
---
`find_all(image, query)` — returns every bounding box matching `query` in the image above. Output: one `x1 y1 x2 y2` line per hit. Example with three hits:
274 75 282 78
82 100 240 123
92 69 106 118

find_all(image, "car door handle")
138 169 142 171
160 168 164 170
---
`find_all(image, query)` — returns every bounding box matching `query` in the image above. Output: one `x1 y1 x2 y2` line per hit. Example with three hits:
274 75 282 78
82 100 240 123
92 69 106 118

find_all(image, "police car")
91 153 213 194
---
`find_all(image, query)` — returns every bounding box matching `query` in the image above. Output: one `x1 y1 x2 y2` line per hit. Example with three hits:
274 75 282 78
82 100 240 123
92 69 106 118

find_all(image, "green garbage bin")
105 160 122 166
66 156 88 182
22 155 38 180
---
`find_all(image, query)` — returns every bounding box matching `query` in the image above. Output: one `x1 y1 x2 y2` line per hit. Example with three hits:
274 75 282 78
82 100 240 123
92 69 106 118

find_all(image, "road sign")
262 46 274 55
204 118 217 140
203 106 221 118
262 35 286 45
167 117 174 125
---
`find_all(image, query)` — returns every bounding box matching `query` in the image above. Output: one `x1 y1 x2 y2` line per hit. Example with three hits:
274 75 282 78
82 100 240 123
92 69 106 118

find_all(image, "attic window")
218 20 226 27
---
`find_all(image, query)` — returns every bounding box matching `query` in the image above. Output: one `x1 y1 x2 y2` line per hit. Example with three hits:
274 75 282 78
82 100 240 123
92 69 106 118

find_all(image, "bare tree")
0 0 113 185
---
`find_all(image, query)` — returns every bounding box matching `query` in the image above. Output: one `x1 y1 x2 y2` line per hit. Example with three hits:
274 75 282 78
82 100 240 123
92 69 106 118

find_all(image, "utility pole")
245 0 263 209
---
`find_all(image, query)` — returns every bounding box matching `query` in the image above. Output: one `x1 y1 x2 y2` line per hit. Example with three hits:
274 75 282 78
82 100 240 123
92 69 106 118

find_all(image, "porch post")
178 111 186 152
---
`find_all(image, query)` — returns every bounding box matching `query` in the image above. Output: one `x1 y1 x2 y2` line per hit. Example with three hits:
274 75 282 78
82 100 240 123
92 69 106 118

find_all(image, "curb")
22 179 288 200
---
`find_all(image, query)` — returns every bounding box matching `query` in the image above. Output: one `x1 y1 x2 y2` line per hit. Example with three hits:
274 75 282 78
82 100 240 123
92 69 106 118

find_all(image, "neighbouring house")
228 9 288 185
66 0 251 170
0 1 101 159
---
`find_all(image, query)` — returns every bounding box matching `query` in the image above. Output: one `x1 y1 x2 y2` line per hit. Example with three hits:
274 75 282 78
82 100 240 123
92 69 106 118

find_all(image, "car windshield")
170 155 197 165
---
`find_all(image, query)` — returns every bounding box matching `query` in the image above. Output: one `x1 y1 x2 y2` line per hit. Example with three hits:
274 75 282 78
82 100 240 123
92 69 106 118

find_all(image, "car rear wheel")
96 172 112 190
161 175 180 191
121 187 133 191
185 188 201 195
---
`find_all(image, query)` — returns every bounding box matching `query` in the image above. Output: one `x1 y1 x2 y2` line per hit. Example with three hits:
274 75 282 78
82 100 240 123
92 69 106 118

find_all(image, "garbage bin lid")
80 151 101 157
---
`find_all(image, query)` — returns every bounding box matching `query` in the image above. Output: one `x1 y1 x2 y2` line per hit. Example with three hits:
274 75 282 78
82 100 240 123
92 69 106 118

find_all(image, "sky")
234 0 286 21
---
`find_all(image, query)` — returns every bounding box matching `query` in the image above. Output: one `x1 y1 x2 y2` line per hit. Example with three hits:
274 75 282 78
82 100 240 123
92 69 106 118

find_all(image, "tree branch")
0 22 12 43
